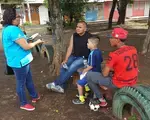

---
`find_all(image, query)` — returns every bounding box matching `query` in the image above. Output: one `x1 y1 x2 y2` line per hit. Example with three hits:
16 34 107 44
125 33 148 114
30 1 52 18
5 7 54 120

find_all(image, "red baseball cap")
107 28 128 39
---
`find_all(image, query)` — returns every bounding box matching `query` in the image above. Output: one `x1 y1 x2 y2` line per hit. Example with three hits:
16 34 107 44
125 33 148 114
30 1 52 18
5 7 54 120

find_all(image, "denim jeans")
54 55 84 88
86 72 117 99
12 64 38 106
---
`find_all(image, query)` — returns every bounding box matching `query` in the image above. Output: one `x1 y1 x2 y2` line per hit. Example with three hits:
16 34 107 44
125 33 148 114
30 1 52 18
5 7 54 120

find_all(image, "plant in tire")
112 86 150 120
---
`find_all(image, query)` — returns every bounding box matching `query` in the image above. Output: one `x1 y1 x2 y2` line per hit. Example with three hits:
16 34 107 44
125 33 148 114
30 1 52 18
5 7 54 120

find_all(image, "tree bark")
148 8 150 28
142 28 150 54
116 1 121 25
142 8 150 54
48 0 66 75
108 0 118 29
69 14 73 26
117 0 128 25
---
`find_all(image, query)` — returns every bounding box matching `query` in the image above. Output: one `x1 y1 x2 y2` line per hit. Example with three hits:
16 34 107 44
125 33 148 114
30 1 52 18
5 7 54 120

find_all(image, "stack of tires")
112 85 150 120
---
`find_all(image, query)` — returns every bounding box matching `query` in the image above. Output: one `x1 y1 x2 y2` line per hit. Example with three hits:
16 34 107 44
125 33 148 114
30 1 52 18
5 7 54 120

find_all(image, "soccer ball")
89 99 100 111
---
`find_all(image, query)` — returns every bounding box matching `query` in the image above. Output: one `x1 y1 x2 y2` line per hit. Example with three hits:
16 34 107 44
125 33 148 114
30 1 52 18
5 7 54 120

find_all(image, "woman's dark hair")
3 8 16 26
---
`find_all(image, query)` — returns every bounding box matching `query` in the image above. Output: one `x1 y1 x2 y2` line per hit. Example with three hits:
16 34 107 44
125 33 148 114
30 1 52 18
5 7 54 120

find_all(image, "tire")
112 85 150 120
40 44 54 64
36 44 42 53
31 44 42 54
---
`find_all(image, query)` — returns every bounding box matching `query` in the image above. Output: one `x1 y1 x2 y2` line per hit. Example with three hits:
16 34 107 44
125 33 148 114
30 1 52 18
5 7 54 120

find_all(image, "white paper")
80 72 87 80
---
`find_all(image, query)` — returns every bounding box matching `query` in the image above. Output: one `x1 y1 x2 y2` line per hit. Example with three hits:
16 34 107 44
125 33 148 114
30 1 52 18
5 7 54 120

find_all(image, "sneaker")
51 85 64 93
46 82 55 90
99 99 108 107
72 99 85 105
20 104 35 111
76 92 90 99
76 94 86 98
32 94 40 103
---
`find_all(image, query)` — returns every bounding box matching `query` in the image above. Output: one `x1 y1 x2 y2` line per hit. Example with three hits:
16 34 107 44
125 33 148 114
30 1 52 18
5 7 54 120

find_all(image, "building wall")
126 4 133 17
85 1 149 22
39 5 49 24
144 1 150 16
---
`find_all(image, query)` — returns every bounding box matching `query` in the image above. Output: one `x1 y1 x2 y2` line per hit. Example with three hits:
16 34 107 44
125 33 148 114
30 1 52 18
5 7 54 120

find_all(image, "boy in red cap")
86 27 138 107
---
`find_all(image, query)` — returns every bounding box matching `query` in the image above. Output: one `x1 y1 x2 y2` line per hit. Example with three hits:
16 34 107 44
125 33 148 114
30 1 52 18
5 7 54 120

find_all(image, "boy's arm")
82 65 93 74
103 52 116 77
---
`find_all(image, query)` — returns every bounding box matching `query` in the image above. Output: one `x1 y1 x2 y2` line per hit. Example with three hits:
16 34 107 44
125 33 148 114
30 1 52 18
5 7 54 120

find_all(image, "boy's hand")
82 66 93 74
77 68 84 73
82 69 88 74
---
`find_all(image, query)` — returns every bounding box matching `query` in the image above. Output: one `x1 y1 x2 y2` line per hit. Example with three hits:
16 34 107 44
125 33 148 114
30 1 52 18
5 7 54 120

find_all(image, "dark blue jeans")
12 64 38 106
54 55 84 88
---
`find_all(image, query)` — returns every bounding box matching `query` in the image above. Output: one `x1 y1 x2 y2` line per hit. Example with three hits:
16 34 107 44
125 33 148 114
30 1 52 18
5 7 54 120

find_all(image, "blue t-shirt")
2 25 33 68
88 49 103 72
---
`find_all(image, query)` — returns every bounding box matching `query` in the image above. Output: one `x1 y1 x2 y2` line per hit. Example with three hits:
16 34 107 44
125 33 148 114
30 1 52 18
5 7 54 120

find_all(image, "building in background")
0 0 49 25
0 0 149 24
23 0 49 25
85 0 150 22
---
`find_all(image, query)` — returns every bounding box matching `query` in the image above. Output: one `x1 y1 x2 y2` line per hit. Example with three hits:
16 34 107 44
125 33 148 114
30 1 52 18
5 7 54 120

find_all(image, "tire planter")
40 44 54 64
31 44 42 54
112 85 150 120
36 44 42 53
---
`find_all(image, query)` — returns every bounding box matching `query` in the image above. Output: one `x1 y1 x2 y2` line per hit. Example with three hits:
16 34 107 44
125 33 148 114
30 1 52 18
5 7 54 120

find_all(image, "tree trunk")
117 0 128 25
141 28 150 54
48 0 66 75
108 0 118 29
69 14 73 26
116 1 121 25
142 8 150 54
148 8 150 28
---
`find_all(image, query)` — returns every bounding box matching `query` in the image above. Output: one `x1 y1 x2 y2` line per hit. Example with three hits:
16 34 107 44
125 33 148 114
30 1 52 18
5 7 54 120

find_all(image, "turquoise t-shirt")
2 25 33 68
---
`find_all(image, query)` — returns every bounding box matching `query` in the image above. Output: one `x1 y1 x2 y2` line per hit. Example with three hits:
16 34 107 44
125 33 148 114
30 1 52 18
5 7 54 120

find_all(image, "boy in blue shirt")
72 36 103 104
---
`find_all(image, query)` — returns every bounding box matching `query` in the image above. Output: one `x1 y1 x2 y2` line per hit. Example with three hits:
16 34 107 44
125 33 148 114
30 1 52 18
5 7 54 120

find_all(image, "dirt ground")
0 20 150 120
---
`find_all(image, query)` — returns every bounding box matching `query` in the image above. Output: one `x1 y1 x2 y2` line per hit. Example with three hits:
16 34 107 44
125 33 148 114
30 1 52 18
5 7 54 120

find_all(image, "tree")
141 8 150 55
47 0 66 75
108 0 118 29
108 0 134 28
60 0 88 25
117 0 128 25
44 0 88 25
117 0 133 25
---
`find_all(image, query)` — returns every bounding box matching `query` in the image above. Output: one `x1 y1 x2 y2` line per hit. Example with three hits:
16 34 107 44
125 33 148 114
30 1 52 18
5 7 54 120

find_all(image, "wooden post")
26 0 32 24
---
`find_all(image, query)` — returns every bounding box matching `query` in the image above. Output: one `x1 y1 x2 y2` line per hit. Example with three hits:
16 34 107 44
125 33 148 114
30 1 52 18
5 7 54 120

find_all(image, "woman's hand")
36 39 44 44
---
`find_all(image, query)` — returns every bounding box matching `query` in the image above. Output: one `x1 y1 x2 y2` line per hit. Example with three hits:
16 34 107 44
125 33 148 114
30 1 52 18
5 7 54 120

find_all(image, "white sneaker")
46 82 55 90
51 85 64 94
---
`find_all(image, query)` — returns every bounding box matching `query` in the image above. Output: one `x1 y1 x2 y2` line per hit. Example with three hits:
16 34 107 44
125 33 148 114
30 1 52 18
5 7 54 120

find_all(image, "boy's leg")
77 84 84 96
72 77 87 104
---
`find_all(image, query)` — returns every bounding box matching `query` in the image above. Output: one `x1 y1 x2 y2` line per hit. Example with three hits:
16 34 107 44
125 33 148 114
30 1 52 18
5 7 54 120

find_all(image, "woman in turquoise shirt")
2 8 44 111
